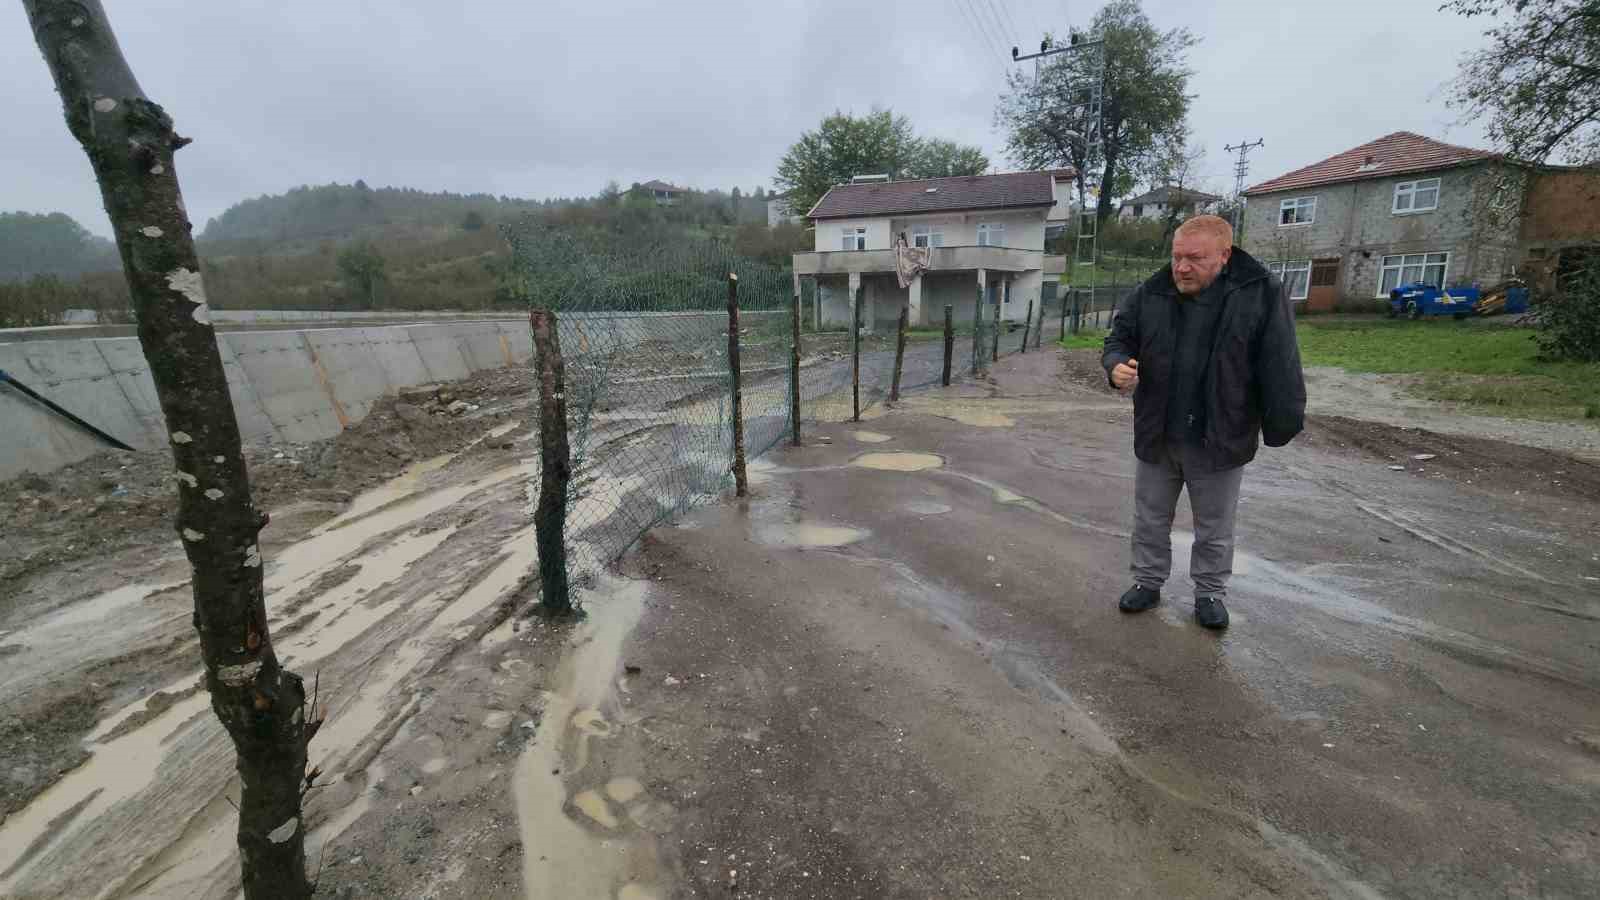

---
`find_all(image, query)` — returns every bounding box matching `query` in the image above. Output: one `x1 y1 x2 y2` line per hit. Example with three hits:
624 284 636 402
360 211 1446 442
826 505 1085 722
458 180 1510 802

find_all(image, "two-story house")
792 169 1074 331
1241 132 1523 311
1117 185 1222 221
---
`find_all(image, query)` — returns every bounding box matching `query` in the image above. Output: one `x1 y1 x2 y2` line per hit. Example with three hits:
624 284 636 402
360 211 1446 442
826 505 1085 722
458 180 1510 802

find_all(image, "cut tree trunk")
21 2 313 897
530 307 572 612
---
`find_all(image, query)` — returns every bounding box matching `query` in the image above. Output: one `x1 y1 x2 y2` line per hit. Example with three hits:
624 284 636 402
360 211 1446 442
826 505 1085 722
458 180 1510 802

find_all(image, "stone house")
792 170 1074 331
1241 132 1524 311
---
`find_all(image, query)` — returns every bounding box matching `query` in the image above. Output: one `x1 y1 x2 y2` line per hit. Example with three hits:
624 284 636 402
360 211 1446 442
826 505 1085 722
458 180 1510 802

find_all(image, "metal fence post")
1020 299 1033 353
852 284 862 422
890 304 908 402
941 304 954 386
790 284 802 446
727 273 748 497
529 307 571 613
1060 291 1069 341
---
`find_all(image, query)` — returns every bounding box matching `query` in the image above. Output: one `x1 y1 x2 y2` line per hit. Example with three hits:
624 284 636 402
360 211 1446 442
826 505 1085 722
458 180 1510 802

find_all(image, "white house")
1117 185 1222 221
792 169 1075 332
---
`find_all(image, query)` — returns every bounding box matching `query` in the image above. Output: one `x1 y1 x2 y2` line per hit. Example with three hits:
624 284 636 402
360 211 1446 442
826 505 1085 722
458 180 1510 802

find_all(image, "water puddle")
904 501 953 516
513 574 654 899
852 431 893 443
752 521 867 548
320 453 457 528
851 452 944 472
605 777 645 804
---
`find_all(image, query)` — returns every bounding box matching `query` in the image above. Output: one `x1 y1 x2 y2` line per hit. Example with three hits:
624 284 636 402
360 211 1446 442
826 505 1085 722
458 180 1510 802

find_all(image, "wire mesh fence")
501 218 1103 599
501 223 797 589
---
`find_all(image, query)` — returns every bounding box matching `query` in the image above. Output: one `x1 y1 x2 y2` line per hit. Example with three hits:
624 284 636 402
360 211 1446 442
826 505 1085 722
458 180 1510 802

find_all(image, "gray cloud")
1 0 1492 238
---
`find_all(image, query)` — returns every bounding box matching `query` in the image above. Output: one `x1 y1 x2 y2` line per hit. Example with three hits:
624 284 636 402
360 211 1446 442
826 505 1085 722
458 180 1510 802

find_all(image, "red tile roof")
807 169 1074 220
1244 132 1497 196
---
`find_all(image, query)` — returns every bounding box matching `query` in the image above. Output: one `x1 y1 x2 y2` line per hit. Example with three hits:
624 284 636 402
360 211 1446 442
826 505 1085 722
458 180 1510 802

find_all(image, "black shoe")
1195 596 1229 630
1118 585 1161 613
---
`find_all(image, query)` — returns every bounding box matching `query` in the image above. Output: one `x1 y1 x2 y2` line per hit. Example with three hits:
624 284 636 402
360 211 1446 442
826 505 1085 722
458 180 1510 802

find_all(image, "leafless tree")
21 2 314 897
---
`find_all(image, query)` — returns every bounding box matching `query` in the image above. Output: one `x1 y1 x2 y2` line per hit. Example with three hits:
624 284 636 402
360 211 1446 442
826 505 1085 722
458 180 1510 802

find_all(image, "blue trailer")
1387 283 1480 319
1386 281 1530 319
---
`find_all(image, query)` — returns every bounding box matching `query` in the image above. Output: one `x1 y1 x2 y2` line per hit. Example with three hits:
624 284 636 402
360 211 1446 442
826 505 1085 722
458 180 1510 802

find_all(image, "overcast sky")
2 0 1496 238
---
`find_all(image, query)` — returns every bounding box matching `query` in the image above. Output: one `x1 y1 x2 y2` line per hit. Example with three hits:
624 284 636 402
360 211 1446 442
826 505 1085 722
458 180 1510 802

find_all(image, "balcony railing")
792 244 1042 277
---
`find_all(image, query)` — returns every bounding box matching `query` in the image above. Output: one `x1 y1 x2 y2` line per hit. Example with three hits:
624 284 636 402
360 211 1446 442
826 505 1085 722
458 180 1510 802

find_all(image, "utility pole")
1224 138 1264 236
1014 30 1106 320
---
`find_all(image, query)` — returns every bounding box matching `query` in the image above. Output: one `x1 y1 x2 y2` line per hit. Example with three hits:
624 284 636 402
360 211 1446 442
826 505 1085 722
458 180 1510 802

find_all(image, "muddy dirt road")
2 346 1597 898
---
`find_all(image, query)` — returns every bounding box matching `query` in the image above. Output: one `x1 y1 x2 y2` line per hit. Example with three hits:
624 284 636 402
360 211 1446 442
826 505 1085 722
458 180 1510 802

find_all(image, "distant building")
792 169 1075 331
1241 130 1600 310
641 180 686 206
1117 185 1222 221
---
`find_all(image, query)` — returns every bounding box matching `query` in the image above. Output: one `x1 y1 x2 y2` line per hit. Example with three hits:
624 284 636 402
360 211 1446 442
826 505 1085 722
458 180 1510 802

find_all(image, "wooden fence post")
727 273 748 497
1060 291 1069 340
790 284 802 446
971 283 985 375
1020 299 1034 353
530 308 571 613
852 284 862 422
890 304 908 402
941 304 954 386
990 299 1002 363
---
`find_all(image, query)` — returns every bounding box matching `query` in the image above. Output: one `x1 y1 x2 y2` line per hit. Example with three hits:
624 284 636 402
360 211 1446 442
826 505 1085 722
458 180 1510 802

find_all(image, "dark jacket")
1101 246 1305 470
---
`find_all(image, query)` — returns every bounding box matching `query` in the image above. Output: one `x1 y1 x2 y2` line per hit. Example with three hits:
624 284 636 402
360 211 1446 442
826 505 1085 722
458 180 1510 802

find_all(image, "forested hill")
0 212 119 282
198 181 555 248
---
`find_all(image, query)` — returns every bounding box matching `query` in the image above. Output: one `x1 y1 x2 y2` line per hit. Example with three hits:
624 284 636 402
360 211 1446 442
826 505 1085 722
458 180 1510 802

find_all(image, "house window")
977 222 1006 246
1377 252 1449 295
911 224 944 248
1392 178 1440 214
1279 197 1316 226
1132 204 1144 217
841 226 867 251
1267 260 1311 301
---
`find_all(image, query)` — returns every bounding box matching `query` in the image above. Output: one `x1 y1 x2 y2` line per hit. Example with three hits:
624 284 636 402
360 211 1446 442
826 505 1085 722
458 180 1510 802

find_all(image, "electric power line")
962 0 1008 65
981 0 1014 48
994 0 1024 46
954 0 1010 82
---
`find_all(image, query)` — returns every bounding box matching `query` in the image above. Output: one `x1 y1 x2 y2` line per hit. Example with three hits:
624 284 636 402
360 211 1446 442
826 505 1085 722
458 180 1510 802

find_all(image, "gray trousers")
1132 443 1245 598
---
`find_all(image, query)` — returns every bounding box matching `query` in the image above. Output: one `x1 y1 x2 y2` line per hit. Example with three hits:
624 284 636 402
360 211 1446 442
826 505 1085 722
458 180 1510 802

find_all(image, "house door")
1307 258 1340 312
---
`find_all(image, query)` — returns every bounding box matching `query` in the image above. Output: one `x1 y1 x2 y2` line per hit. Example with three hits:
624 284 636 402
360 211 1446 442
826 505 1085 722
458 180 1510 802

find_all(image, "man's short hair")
1174 214 1234 248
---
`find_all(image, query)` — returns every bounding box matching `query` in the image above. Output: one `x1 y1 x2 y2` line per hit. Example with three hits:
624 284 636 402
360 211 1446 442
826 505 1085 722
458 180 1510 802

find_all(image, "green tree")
912 139 991 178
996 0 1196 229
462 210 486 231
1446 0 1599 166
774 108 987 214
337 240 386 308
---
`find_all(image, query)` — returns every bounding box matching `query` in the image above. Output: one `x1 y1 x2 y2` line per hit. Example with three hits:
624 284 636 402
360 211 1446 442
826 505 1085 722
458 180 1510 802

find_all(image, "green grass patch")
1296 319 1600 421
1058 329 1111 351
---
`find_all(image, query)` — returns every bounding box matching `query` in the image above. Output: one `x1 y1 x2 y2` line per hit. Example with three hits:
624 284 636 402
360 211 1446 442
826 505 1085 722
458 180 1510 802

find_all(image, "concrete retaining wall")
1 311 775 479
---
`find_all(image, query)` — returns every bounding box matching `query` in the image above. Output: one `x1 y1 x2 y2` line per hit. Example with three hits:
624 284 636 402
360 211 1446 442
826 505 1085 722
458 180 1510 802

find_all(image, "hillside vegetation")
3 181 804 326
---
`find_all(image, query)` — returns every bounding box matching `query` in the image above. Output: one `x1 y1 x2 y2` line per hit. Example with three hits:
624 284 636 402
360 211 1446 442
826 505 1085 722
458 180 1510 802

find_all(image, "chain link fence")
501 219 1098 600
501 223 797 588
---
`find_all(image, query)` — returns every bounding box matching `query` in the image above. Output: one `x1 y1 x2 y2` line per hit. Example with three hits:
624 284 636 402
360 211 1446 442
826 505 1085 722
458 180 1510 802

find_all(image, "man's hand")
1111 358 1139 394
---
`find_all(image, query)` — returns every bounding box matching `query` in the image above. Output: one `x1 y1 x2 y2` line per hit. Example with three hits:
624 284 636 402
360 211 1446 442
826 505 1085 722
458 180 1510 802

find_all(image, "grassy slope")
1059 320 1599 421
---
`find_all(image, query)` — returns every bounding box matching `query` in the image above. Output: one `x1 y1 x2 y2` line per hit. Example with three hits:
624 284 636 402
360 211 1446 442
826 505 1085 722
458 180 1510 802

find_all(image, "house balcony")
792 245 1043 277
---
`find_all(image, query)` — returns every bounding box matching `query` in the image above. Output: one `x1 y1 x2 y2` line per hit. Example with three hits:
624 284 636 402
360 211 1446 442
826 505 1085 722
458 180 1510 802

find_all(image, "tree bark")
21 2 312 897
726 274 748 497
530 308 572 612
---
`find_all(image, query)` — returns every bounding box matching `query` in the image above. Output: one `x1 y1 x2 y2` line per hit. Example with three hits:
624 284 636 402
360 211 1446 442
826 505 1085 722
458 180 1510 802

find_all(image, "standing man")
1102 215 1304 629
